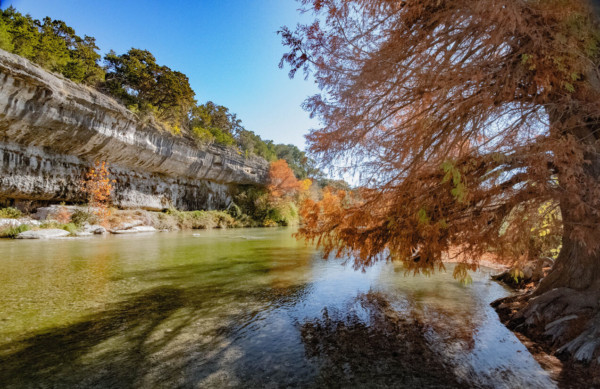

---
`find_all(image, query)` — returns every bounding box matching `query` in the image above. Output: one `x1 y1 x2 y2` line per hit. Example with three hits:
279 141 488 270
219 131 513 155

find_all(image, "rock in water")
16 229 70 239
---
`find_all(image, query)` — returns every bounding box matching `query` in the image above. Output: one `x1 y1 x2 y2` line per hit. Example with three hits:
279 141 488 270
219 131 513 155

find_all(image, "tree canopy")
281 0 600 364
281 0 600 278
104 48 196 128
0 7 104 85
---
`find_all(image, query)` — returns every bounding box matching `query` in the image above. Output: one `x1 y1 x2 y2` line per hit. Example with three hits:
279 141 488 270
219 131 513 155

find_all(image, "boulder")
16 229 70 239
0 218 20 228
82 224 107 235
111 226 157 234
0 218 41 227
113 221 144 231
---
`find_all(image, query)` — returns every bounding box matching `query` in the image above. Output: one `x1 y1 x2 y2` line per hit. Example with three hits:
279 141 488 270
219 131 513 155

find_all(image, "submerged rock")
16 229 70 239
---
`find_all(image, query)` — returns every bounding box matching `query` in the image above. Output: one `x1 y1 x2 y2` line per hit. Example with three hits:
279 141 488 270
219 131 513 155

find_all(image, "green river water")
0 228 556 388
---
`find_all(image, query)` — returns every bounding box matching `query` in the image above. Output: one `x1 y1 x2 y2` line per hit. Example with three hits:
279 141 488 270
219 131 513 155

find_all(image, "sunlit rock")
0 49 269 211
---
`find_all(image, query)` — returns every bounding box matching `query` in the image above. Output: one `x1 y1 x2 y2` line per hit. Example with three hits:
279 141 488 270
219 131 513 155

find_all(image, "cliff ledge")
0 49 269 211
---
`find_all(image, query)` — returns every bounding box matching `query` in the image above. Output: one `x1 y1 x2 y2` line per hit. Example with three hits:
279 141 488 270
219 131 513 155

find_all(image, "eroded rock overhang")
0 49 269 210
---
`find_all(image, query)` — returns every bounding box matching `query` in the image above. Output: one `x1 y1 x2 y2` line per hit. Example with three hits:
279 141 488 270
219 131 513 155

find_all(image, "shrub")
187 211 216 229
71 209 99 227
267 201 299 226
0 224 30 238
164 209 239 229
54 206 72 224
38 221 79 235
209 210 236 228
0 207 22 219
40 221 63 229
81 161 115 225
227 203 242 219
61 223 78 235
155 212 179 231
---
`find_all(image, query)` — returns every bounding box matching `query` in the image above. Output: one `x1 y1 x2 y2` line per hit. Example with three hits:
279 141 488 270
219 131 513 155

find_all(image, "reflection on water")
0 228 556 388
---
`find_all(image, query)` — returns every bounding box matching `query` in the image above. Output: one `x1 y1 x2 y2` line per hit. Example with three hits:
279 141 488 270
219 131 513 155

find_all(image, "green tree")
104 48 195 127
0 18 14 52
63 35 104 85
2 7 39 59
0 7 104 85
34 17 70 72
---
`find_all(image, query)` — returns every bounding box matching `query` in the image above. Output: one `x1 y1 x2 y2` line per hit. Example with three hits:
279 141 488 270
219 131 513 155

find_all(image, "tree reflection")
299 291 463 388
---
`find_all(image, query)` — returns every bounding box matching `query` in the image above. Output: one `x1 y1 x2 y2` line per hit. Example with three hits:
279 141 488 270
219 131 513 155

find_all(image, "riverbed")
0 228 556 388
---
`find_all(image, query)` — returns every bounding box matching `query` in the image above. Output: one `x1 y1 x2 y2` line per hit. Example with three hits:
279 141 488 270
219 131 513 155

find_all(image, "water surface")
0 228 556 388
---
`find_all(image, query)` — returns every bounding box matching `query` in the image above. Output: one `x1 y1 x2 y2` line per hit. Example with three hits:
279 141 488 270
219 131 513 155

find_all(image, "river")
0 228 556 388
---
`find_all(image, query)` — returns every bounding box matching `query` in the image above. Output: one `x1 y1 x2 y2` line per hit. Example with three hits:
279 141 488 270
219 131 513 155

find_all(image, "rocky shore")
0 204 246 240
490 259 600 388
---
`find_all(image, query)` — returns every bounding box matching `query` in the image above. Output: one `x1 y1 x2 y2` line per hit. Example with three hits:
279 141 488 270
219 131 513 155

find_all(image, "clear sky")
1 0 319 149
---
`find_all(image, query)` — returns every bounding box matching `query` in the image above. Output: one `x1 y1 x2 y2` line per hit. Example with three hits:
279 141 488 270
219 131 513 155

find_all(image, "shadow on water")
299 291 462 388
0 258 312 389
0 283 311 388
0 286 188 388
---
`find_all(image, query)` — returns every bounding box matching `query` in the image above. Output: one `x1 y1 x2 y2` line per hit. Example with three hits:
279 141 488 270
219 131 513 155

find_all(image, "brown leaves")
268 159 302 200
282 0 600 278
81 161 115 225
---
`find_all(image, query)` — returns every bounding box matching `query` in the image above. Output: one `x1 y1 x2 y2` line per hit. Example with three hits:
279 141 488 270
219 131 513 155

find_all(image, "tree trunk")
535 234 600 295
495 105 600 369
539 104 600 295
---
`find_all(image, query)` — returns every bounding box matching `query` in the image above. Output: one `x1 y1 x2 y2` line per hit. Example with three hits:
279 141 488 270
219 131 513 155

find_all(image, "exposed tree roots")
492 287 600 387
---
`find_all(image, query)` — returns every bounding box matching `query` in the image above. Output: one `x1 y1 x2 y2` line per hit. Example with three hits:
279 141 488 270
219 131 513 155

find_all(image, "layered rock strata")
0 49 269 210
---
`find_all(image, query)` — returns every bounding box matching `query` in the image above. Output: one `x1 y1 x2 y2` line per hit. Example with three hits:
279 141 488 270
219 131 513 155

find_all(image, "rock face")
0 49 269 211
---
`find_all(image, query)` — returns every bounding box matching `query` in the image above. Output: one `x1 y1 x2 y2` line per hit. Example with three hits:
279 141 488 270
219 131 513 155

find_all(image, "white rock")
33 205 78 221
0 218 20 227
112 225 157 234
0 218 41 227
17 229 70 239
83 224 107 234
113 220 144 231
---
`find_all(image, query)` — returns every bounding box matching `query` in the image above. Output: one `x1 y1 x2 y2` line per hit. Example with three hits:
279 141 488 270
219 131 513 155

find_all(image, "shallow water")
0 228 555 388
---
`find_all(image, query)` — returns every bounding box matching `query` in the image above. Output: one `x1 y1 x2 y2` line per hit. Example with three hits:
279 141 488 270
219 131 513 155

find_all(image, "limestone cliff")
0 49 269 211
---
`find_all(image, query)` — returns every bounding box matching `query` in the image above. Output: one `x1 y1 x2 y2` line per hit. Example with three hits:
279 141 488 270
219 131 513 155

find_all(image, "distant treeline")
0 6 345 185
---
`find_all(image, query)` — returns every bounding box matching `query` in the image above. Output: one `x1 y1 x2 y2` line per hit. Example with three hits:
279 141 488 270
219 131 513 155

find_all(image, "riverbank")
443 249 600 387
491 272 600 388
493 293 600 388
0 205 266 240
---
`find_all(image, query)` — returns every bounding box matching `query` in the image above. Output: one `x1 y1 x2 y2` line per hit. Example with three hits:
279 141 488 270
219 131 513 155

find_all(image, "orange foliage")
54 206 71 224
282 0 600 287
81 161 115 224
268 159 301 200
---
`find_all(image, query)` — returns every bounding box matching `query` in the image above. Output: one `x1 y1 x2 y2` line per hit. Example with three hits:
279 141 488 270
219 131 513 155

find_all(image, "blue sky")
2 0 319 149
